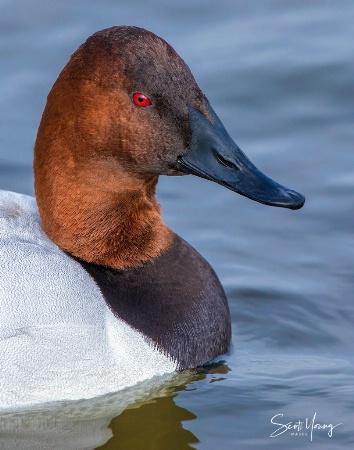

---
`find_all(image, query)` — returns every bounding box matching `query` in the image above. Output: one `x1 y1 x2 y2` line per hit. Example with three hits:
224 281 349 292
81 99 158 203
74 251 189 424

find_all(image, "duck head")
34 26 304 268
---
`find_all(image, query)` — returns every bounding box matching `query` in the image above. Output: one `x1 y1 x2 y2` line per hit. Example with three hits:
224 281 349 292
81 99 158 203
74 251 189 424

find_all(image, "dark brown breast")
75 233 231 370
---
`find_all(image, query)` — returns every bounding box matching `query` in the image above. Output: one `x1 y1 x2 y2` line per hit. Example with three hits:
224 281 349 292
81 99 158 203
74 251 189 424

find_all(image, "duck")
0 26 305 410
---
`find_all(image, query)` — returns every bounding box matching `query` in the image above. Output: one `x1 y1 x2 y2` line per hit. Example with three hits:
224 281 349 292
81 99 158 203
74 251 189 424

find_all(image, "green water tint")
96 393 199 450
97 363 230 450
0 363 230 450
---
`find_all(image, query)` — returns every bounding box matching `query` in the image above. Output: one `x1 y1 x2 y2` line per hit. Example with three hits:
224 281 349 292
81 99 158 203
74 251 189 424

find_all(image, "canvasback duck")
0 26 304 409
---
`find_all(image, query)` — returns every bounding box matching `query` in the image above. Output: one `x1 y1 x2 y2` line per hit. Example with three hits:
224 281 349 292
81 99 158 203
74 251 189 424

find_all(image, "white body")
0 190 175 411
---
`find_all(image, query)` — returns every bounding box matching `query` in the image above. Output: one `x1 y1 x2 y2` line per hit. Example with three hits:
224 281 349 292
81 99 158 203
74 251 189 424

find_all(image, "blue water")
0 0 353 448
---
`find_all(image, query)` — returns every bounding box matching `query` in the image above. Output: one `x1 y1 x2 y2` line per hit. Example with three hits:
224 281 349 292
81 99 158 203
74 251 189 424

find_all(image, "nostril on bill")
212 150 238 170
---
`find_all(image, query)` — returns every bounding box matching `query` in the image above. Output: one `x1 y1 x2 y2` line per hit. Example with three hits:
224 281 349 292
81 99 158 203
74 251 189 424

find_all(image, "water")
1 0 353 448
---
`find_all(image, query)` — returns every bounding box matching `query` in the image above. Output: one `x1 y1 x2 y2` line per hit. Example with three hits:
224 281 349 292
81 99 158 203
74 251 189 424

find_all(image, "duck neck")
34 156 173 269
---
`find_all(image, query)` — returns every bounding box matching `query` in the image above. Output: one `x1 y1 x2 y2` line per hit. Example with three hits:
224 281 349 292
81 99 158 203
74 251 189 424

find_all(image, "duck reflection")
98 362 230 450
98 394 199 450
0 363 230 450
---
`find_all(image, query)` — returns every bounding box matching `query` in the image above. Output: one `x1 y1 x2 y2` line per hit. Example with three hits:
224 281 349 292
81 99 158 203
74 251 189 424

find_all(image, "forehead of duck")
71 27 206 107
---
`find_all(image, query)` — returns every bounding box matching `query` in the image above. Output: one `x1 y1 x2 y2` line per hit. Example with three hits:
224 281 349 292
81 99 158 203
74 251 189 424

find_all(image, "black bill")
178 104 305 210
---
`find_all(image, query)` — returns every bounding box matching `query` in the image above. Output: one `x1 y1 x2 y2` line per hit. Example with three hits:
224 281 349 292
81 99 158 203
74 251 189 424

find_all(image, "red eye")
132 92 151 108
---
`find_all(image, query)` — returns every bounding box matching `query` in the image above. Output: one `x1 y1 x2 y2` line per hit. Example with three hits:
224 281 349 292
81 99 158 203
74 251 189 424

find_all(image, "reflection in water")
0 413 112 450
98 363 230 450
98 395 199 450
0 364 230 450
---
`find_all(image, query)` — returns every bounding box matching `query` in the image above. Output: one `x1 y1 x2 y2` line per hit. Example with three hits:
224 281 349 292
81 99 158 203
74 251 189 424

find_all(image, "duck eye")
132 92 151 108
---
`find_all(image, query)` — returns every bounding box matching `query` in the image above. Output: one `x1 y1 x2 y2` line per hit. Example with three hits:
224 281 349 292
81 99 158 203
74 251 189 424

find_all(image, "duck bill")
178 104 305 210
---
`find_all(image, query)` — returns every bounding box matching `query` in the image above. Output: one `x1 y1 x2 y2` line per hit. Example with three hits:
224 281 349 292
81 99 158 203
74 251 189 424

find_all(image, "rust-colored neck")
34 152 173 268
